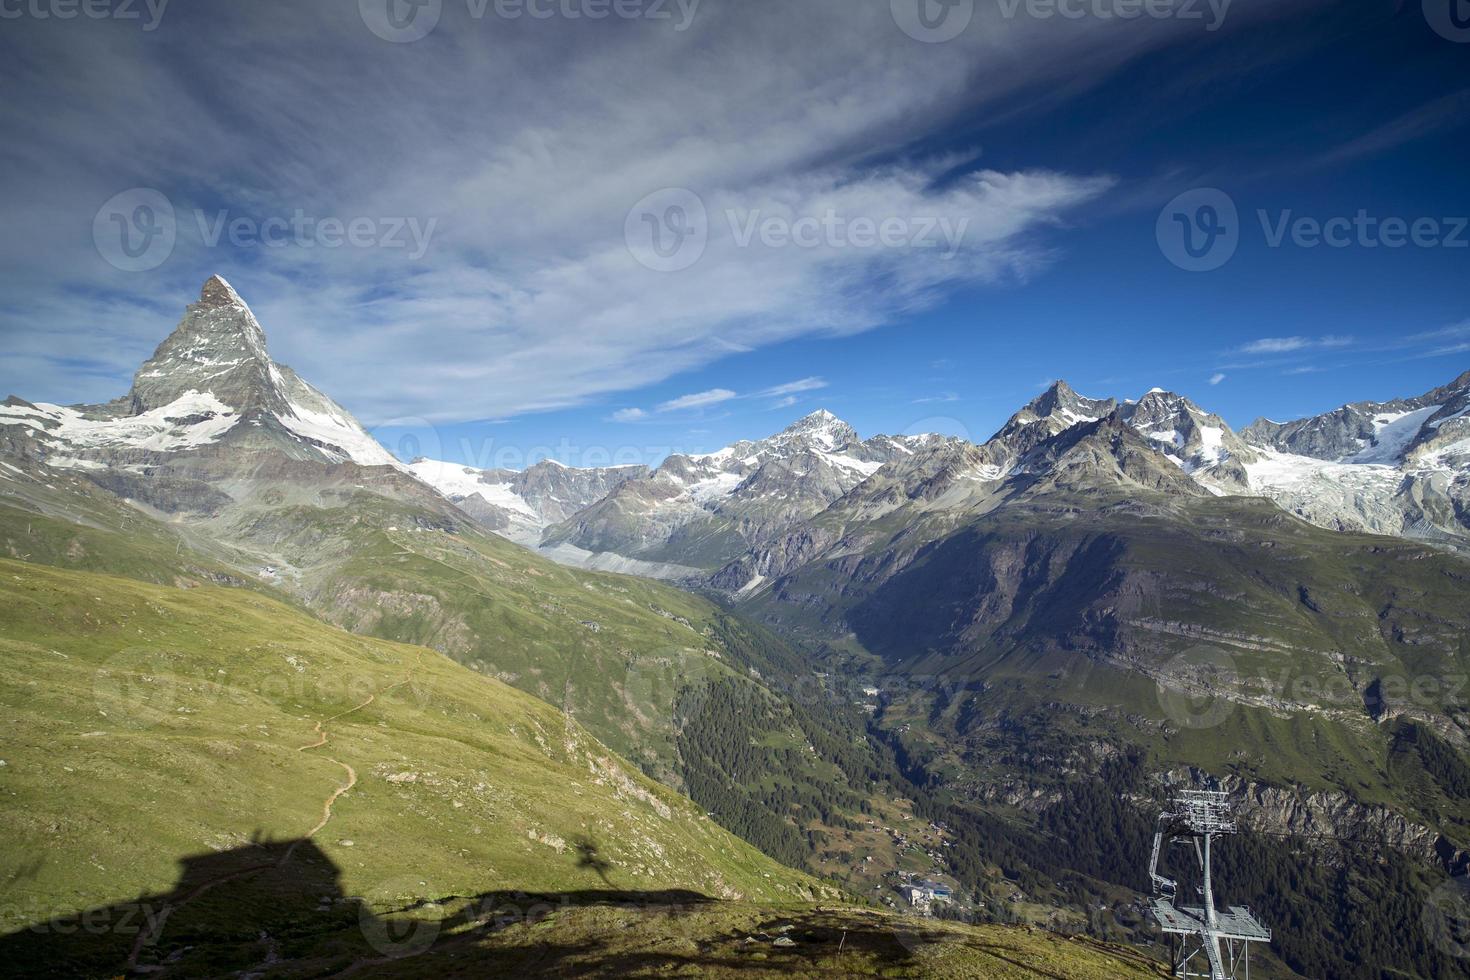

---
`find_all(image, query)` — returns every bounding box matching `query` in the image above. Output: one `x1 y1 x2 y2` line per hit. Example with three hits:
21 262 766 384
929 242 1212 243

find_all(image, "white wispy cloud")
769 395 799 410
1209 373 1226 385
657 388 738 412
610 407 648 422
759 377 828 398
1239 335 1353 355
0 0 1316 422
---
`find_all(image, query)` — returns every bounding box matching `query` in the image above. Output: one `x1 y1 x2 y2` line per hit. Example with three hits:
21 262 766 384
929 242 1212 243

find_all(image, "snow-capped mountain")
408 371 1469 576
539 411 953 570
0 276 398 471
985 379 1119 467
407 457 649 545
1231 370 1470 544
1243 370 1470 467
985 381 1254 485
704 369 1470 597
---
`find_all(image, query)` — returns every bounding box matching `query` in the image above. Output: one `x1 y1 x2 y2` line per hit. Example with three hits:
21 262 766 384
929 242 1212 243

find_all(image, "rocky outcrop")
1170 769 1470 873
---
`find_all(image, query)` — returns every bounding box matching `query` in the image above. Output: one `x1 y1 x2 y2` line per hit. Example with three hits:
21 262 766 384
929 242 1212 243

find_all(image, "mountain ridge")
429 370 1470 573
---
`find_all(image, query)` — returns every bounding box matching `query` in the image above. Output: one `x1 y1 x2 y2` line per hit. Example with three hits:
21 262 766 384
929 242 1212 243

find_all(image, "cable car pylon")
1147 790 1271 979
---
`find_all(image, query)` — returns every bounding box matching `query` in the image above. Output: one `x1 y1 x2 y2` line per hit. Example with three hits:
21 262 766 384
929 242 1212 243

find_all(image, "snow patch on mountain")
1347 406 1442 464
408 459 541 520
0 391 240 457
277 397 400 468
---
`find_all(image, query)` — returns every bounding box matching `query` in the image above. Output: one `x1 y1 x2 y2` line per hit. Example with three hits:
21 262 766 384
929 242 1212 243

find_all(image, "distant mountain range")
408 367 1470 577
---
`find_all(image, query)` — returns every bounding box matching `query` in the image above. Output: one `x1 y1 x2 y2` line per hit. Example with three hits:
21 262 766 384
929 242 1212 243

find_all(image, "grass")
0 478 886 883
0 558 836 969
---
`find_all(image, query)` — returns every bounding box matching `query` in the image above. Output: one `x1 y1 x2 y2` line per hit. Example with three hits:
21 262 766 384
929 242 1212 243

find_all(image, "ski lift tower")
1147 790 1271 980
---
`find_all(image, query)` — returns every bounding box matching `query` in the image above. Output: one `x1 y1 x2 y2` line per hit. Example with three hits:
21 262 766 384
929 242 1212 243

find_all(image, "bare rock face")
1174 770 1469 873
511 460 651 524
128 276 285 417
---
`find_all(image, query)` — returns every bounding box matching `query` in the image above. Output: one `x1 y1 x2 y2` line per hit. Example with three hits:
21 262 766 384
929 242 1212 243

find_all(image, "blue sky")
0 0 1466 466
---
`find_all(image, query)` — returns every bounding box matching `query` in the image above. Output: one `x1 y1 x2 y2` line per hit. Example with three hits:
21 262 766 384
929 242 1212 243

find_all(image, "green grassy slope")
0 559 838 971
0 469 899 885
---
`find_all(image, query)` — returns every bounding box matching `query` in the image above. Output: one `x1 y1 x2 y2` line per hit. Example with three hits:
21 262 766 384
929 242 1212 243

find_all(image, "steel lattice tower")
1147 790 1271 979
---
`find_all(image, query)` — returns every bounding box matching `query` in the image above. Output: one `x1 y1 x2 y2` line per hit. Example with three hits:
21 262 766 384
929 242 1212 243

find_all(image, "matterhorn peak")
128 276 279 415
198 274 245 308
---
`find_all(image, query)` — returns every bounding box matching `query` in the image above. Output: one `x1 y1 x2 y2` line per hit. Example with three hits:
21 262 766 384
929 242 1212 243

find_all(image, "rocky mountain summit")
1243 369 1470 465
0 276 397 473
